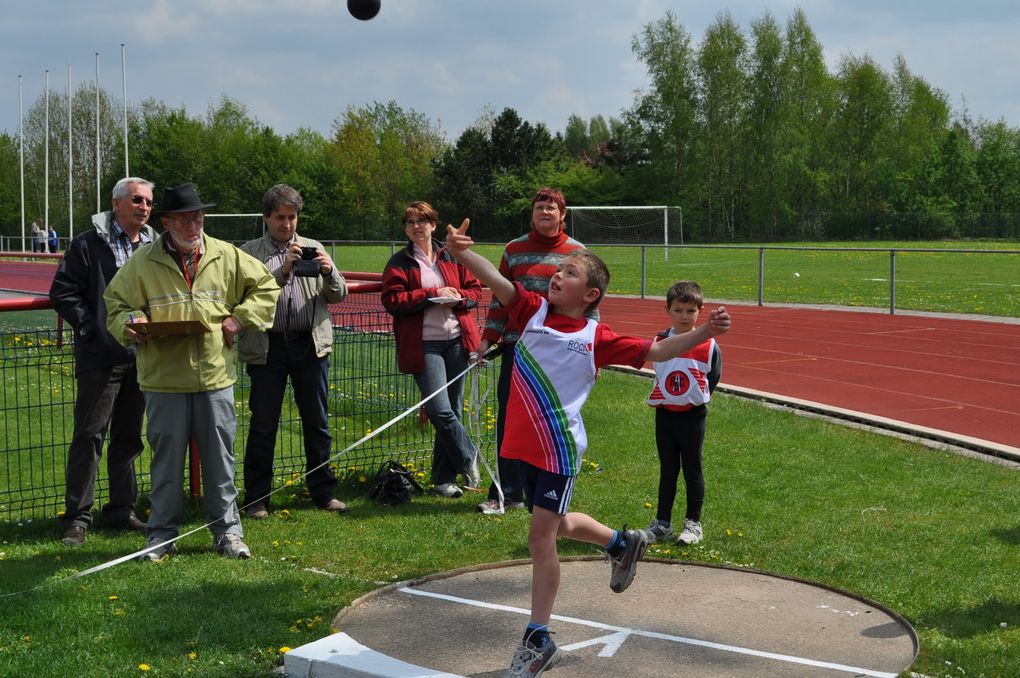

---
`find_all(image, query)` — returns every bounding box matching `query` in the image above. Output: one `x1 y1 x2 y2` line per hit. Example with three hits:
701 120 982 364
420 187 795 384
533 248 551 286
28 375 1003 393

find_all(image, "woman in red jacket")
382 201 484 497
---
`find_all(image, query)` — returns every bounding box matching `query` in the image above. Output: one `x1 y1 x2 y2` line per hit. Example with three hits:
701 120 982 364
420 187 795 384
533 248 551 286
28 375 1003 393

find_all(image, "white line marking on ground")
399 587 898 678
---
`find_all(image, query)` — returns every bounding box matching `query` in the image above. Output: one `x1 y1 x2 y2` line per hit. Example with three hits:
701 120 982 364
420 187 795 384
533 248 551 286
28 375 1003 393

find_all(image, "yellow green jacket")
104 233 280 393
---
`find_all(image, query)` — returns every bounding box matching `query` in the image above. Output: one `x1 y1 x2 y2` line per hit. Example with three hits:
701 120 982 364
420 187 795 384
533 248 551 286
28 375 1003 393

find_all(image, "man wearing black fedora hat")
104 182 280 561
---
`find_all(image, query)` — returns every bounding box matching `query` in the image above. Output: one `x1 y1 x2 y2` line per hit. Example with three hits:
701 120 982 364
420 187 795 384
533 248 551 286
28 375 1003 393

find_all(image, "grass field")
331 240 1020 317
0 370 1017 677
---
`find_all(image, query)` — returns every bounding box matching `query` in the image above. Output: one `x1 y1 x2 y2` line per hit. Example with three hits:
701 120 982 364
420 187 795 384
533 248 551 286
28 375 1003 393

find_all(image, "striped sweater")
481 229 593 344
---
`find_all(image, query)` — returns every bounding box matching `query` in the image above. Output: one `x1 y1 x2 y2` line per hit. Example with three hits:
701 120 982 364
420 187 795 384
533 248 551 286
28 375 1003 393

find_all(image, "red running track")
599 296 1020 454
3 259 1018 452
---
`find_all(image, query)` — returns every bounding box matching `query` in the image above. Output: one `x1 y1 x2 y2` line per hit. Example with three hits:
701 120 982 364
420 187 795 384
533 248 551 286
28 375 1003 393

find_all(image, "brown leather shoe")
247 502 269 519
61 525 86 547
108 514 146 532
319 498 348 513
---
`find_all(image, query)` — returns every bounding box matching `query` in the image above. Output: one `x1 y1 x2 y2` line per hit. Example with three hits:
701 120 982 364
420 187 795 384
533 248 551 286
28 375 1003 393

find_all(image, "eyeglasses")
168 213 204 226
405 219 433 227
130 195 154 207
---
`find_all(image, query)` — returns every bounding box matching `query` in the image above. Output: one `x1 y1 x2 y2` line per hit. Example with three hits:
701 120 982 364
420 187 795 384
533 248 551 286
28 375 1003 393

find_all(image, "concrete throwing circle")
329 557 917 677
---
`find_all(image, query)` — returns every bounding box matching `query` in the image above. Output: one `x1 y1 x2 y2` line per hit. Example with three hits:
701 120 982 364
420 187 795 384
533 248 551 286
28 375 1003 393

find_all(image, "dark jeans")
414 339 477 485
63 363 145 528
243 332 336 507
486 343 526 503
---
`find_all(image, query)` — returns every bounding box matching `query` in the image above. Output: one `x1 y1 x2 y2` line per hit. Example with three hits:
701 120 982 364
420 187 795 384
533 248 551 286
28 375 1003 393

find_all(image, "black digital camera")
293 246 321 277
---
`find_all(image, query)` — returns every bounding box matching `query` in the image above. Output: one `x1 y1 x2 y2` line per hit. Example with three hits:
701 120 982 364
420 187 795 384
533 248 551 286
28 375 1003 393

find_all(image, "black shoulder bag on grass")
369 461 423 506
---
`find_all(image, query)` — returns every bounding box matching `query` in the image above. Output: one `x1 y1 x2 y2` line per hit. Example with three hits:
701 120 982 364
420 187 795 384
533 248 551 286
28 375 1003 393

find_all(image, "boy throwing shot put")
644 281 722 547
446 219 731 677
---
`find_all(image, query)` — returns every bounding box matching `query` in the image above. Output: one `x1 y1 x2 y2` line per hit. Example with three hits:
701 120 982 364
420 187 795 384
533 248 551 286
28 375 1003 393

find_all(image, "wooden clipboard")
127 320 211 338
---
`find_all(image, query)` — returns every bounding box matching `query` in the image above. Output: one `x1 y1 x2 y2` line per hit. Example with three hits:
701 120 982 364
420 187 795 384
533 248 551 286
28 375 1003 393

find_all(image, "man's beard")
170 230 204 254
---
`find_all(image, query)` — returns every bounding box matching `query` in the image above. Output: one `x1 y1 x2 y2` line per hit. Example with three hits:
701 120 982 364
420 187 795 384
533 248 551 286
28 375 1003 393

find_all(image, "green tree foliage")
629 11 700 204
697 11 749 239
13 82 125 240
744 12 785 239
778 8 835 239
326 101 446 241
0 133 21 241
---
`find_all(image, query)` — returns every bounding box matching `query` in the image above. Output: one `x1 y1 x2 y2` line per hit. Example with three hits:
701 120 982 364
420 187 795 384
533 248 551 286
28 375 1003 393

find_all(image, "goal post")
567 205 683 260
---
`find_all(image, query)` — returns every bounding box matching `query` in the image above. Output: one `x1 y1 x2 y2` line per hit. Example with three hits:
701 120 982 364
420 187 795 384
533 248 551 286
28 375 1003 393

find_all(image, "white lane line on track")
399 586 899 678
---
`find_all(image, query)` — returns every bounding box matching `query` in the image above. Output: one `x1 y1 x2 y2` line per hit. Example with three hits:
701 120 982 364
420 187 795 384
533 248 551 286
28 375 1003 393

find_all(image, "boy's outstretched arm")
646 306 731 362
445 219 517 308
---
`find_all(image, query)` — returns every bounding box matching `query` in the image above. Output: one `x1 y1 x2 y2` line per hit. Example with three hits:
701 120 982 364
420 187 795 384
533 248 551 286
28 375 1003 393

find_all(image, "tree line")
2 8 1020 245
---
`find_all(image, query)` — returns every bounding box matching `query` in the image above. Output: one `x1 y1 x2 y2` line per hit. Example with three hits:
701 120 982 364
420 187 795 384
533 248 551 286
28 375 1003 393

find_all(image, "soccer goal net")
203 213 264 244
567 206 683 258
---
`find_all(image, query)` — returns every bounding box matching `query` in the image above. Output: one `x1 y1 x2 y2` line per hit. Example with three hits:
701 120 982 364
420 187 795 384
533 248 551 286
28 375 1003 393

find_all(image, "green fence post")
758 248 765 306
890 249 896 315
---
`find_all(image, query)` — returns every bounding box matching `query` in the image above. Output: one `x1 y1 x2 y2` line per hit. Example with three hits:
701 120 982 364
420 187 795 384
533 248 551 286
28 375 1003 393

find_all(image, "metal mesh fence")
0 296 498 522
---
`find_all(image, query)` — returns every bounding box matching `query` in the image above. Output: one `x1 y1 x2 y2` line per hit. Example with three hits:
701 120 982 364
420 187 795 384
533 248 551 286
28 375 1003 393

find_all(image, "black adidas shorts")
521 462 577 515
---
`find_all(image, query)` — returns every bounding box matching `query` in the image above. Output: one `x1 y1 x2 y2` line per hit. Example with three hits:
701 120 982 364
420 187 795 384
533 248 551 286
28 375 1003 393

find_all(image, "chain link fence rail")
0 285 498 522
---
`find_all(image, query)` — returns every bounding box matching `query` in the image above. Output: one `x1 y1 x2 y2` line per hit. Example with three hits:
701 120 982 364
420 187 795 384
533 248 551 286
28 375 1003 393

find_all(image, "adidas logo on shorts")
544 489 559 501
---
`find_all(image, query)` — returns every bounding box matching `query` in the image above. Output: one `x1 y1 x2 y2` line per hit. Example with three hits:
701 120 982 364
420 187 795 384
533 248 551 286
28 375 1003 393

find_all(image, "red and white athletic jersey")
647 332 718 411
501 286 650 476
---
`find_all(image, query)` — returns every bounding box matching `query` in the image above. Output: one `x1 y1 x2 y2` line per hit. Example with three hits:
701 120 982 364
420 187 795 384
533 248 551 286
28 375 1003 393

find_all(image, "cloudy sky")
2 0 1019 141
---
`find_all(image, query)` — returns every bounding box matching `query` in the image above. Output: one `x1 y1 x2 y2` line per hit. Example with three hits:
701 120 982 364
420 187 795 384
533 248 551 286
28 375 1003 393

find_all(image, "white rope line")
1 346 503 599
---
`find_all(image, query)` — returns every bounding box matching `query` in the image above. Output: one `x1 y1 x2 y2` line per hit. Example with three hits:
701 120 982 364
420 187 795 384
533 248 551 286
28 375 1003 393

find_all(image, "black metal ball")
347 0 381 21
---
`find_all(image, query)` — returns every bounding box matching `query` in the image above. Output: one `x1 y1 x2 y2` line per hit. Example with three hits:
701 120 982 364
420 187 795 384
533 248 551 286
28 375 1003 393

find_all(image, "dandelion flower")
643 502 653 509
108 595 119 601
726 528 733 536
138 664 151 671
278 646 292 654
188 652 198 660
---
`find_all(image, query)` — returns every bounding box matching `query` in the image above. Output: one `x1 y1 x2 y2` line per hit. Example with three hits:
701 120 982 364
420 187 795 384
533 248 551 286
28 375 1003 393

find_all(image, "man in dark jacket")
49 176 157 546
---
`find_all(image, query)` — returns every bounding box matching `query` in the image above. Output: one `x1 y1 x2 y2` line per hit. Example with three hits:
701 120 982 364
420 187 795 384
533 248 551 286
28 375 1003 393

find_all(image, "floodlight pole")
19 75 25 252
68 65 74 240
121 44 128 177
95 53 100 214
45 70 49 235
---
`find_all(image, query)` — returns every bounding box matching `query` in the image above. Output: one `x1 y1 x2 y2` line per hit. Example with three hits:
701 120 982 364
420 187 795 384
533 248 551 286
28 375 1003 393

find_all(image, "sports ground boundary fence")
0 285 498 522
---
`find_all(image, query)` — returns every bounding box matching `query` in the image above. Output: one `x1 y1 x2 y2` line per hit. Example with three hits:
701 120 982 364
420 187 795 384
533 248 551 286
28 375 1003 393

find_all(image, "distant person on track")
475 187 595 516
642 281 723 548
48 226 59 253
104 182 279 562
237 184 349 519
382 200 483 498
31 219 45 253
49 177 157 547
446 220 731 677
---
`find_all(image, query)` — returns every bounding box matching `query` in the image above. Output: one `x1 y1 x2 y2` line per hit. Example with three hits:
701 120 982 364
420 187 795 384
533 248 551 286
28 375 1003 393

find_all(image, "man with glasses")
104 183 279 561
50 177 157 546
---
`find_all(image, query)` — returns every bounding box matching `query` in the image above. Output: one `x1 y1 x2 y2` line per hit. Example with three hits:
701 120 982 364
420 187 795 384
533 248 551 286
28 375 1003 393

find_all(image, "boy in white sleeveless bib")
644 281 723 548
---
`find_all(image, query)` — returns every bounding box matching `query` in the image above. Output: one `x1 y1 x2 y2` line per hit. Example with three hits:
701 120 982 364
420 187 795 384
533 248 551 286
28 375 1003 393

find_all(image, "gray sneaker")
643 519 674 543
138 537 177 562
213 533 251 559
608 527 648 593
433 483 463 498
477 499 505 515
677 519 703 545
478 499 528 515
505 636 561 678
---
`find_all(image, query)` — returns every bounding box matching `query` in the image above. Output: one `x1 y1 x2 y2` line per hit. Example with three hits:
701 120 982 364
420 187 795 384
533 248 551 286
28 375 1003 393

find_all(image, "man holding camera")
238 184 348 518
